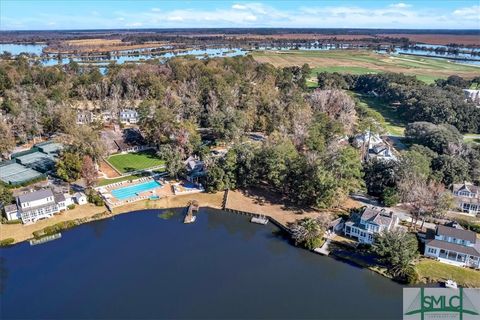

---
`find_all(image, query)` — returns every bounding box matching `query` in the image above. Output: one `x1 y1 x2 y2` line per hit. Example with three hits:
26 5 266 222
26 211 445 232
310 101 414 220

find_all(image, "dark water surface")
0 208 403 319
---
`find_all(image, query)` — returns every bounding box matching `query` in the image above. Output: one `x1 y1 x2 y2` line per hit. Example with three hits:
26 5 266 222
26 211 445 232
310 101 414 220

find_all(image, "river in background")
1 42 479 67
0 208 403 319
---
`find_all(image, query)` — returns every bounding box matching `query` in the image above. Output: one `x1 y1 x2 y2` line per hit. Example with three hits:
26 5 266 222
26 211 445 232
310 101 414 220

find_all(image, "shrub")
87 192 105 206
455 219 480 233
2 218 21 224
67 204 76 210
0 238 14 247
405 266 419 285
382 187 400 207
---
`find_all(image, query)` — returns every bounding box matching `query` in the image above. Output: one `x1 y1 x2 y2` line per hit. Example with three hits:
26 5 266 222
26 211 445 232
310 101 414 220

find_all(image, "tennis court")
15 152 56 173
0 162 44 185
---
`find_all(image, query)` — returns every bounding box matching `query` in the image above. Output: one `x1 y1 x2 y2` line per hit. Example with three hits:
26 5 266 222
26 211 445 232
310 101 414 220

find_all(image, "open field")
354 93 406 136
44 39 171 54
415 259 480 288
252 50 480 83
377 34 480 46
107 150 165 174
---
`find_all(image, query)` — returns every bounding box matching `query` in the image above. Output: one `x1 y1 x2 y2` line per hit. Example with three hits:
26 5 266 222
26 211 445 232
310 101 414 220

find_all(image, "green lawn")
464 134 480 144
252 50 480 85
415 259 480 288
354 93 406 136
107 150 165 174
97 173 151 187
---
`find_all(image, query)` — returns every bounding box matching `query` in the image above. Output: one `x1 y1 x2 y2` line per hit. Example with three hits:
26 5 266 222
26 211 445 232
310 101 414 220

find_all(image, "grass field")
354 93 406 136
415 259 480 288
97 173 150 187
107 150 165 174
252 50 480 84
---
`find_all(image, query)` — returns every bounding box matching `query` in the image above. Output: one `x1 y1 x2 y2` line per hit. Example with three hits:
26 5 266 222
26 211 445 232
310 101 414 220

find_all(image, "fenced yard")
107 150 165 174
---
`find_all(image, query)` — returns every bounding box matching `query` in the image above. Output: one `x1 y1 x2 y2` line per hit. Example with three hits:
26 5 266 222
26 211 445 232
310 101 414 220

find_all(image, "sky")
1 0 479 30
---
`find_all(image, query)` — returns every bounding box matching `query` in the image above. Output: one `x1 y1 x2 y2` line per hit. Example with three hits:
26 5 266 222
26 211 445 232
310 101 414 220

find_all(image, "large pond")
0 208 403 319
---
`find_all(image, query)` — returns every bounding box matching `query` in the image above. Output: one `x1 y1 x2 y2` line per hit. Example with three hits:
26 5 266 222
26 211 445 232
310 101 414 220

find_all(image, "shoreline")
0 191 225 245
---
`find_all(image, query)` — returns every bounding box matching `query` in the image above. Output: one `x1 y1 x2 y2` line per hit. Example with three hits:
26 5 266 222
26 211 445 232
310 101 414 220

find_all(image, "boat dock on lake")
250 215 269 225
184 201 199 224
29 233 62 246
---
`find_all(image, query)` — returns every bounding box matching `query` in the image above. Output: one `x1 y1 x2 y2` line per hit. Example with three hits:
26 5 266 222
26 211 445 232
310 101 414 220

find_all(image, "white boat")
444 280 458 289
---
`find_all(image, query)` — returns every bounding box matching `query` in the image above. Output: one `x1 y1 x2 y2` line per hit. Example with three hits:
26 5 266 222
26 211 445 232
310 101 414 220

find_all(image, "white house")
368 144 397 162
2 188 86 224
463 89 480 107
344 206 399 244
452 182 479 216
353 131 383 149
73 192 88 205
4 204 20 221
13 189 61 224
424 223 480 269
119 109 138 124
76 111 94 125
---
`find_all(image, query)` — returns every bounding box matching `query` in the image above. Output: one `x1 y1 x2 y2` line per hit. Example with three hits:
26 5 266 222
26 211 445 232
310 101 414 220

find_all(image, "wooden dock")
184 200 199 224
250 215 269 225
29 233 62 246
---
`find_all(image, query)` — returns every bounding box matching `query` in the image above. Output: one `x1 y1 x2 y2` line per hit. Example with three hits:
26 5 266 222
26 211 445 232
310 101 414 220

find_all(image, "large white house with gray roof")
344 206 399 244
5 189 64 224
424 223 480 269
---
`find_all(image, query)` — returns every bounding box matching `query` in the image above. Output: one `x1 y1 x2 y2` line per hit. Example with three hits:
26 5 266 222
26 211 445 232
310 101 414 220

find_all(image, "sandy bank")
0 192 224 245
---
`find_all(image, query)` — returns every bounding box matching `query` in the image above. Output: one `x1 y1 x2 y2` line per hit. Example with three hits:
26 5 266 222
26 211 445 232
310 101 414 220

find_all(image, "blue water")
111 180 161 200
0 209 403 319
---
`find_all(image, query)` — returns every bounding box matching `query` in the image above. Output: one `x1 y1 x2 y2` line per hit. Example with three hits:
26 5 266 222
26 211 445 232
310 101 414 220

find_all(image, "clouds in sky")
1 1 479 30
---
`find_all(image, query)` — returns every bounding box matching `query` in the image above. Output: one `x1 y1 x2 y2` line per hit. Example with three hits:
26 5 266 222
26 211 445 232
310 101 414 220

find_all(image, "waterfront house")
3 204 20 221
344 206 399 244
2 188 83 224
73 192 88 205
12 189 61 224
119 109 138 124
184 156 205 183
452 182 479 216
424 223 480 269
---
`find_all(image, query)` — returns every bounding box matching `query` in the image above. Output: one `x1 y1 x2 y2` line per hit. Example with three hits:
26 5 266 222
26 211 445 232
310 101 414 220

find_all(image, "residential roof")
426 239 480 257
54 193 66 203
361 207 397 228
453 182 479 195
17 189 54 204
74 192 86 199
436 225 477 243
4 204 18 214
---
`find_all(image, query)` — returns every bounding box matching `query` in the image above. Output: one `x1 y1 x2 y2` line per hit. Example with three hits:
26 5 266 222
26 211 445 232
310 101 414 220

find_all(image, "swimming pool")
111 180 162 200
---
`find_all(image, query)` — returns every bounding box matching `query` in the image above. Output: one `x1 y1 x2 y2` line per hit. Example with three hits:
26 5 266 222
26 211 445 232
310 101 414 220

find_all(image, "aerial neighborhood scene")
0 0 479 319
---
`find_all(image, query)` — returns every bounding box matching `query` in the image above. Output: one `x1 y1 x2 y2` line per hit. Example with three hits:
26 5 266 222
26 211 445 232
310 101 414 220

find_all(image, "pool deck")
97 177 173 209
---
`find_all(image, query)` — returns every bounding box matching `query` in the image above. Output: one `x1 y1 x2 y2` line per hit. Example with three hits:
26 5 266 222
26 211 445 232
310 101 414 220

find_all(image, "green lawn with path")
354 93 406 136
415 259 480 288
107 150 165 174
